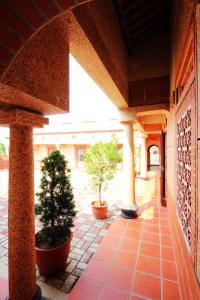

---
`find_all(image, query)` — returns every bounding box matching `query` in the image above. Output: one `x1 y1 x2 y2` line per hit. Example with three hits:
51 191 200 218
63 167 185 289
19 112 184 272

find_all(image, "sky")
48 54 118 123
0 55 119 140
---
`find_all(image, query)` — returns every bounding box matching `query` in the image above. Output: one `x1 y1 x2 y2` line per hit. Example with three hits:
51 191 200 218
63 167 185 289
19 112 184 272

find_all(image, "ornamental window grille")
176 107 191 247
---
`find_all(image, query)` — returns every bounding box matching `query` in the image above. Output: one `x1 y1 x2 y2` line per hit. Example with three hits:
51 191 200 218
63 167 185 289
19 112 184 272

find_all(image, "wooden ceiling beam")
125 0 165 24
130 18 164 40
131 27 164 48
128 6 165 33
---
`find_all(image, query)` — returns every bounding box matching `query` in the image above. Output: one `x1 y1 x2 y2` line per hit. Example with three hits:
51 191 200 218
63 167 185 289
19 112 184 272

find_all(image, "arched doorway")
148 145 160 170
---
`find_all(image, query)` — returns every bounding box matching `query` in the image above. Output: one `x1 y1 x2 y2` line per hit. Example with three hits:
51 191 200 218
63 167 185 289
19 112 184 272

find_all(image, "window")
77 148 85 162
76 146 87 168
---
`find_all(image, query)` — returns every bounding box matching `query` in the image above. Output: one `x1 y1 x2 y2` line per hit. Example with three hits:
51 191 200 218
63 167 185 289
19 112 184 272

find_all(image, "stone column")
0 109 48 300
140 133 147 179
118 109 138 218
160 130 166 206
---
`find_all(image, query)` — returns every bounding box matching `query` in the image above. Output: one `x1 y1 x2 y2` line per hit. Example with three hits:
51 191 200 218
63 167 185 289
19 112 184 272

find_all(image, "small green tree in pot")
35 150 76 276
84 138 122 219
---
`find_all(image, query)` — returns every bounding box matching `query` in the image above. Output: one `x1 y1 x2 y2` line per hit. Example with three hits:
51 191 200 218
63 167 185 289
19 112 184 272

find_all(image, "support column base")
161 197 167 207
137 176 148 180
6 285 42 300
120 204 139 219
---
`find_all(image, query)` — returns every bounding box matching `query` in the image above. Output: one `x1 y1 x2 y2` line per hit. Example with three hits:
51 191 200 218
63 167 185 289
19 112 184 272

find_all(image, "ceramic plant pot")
36 237 71 276
91 200 108 219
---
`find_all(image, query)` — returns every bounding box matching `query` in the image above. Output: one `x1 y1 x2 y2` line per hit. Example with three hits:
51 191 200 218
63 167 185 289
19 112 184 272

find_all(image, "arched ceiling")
0 0 91 79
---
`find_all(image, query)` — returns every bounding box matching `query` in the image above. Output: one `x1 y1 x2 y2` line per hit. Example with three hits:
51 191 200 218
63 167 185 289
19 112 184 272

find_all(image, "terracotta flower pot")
36 237 71 276
91 201 108 219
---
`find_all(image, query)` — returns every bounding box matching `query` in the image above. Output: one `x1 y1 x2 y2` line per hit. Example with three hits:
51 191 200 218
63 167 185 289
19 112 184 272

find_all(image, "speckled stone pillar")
8 125 36 300
118 109 138 217
122 122 136 206
140 134 147 179
0 109 48 300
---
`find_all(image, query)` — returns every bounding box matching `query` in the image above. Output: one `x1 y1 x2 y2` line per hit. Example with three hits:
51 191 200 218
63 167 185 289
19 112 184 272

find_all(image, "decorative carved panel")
174 21 195 105
177 107 191 247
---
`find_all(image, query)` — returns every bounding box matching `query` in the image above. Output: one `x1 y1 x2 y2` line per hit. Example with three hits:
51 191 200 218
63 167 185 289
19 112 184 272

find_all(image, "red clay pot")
36 237 71 276
91 201 108 219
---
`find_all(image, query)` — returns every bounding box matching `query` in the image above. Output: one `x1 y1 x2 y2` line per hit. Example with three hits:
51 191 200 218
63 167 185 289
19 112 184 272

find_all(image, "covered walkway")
69 171 181 300
0 171 182 300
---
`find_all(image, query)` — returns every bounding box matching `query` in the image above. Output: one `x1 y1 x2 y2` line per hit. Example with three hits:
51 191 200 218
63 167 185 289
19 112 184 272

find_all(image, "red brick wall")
175 81 197 267
146 134 161 168
167 186 200 300
146 134 161 150
167 9 200 297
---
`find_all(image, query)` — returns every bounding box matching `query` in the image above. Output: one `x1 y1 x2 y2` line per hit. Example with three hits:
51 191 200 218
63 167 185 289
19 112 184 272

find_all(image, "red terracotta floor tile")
120 238 139 253
101 234 121 248
143 223 159 234
106 265 134 291
130 294 146 300
136 254 160 276
160 226 171 236
162 261 178 281
127 221 143 230
160 219 169 226
98 286 130 300
160 212 169 219
139 242 160 258
114 217 128 227
82 258 111 282
161 235 173 247
108 225 125 236
94 246 117 262
161 246 175 262
143 218 159 225
133 272 161 300
113 249 137 269
68 276 102 300
163 279 181 300
141 232 160 244
124 228 141 240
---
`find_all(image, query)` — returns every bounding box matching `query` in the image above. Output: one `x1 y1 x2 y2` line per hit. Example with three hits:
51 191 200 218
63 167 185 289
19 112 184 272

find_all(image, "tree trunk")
99 182 102 206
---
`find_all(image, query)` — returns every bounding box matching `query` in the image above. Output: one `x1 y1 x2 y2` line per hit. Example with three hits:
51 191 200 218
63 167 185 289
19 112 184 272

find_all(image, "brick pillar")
0 109 48 300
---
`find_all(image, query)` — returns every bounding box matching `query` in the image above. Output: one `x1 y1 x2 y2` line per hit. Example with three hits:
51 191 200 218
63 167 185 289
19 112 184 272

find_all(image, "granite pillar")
118 109 138 218
140 134 147 179
0 109 48 300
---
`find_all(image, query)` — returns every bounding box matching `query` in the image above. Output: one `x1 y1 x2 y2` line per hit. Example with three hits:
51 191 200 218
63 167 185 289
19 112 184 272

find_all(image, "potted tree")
35 150 76 276
84 138 122 219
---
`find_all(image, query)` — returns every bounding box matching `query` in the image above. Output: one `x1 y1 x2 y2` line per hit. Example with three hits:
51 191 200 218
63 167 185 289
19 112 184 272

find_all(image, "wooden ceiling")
0 0 170 79
113 0 170 56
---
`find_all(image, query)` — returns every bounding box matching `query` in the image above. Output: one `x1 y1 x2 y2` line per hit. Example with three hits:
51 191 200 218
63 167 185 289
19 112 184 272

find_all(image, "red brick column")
0 109 48 300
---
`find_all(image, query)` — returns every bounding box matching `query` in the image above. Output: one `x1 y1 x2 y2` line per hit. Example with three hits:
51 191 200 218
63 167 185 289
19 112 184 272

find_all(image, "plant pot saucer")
120 204 139 219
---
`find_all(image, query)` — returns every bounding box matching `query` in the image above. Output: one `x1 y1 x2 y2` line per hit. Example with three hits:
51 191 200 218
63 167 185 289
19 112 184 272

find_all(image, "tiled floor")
0 168 121 299
0 170 181 300
0 207 117 299
69 173 181 300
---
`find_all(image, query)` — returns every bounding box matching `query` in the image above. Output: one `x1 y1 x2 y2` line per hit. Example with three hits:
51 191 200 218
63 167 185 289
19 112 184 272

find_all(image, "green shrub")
84 138 122 206
0 143 6 155
35 150 76 248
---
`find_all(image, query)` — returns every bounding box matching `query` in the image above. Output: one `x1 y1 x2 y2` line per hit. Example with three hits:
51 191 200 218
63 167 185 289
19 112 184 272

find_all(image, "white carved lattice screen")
177 107 191 247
